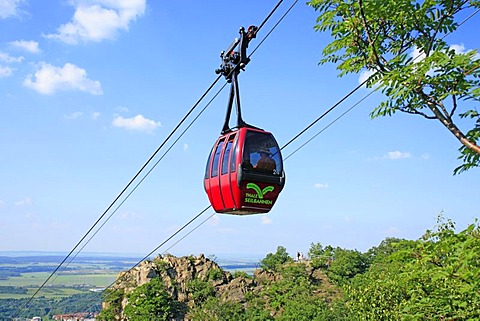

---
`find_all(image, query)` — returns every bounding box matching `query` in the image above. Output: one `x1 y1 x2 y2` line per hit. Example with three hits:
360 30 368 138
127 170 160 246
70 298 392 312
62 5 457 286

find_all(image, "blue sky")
1 0 479 259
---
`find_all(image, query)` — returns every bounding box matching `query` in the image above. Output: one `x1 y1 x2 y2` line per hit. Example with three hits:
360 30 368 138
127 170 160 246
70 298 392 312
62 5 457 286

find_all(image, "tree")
366 237 404 264
122 277 184 321
97 288 124 321
308 0 480 173
327 247 369 284
260 246 293 271
308 242 334 269
187 297 245 321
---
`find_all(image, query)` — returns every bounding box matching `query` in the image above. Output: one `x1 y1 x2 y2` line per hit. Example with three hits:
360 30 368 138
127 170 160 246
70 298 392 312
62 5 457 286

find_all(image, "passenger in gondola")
255 148 276 172
243 146 254 170
243 156 254 170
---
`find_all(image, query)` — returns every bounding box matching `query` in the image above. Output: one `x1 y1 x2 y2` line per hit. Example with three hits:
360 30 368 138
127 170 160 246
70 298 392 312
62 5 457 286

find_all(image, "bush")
344 217 480 320
122 277 185 321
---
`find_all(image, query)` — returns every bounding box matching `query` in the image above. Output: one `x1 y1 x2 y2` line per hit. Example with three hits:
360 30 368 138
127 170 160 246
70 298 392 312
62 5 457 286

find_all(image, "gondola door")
218 132 238 211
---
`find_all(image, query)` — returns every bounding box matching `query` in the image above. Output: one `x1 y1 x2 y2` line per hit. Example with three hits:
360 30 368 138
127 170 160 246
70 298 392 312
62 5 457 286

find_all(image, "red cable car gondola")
204 26 285 215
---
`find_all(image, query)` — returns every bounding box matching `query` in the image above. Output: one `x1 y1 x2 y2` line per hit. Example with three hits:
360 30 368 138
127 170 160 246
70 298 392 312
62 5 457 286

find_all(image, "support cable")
49 0 289 288
12 74 223 319
48 80 230 288
23 1 478 318
88 5 480 314
12 0 290 318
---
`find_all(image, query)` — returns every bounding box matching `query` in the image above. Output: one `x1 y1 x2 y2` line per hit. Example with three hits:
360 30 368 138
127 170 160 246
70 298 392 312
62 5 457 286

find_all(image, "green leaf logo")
246 183 275 199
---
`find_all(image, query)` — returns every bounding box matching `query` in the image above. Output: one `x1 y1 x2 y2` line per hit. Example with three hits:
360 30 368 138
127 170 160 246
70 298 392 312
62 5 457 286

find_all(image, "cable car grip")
217 26 259 134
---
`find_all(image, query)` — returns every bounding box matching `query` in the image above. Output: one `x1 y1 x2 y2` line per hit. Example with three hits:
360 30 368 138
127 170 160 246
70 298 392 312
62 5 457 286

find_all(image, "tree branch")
437 100 452 122
418 89 480 154
450 94 458 118
357 0 389 71
398 104 437 119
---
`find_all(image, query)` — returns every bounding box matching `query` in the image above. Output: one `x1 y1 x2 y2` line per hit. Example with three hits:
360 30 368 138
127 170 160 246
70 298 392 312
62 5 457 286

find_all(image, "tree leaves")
308 0 480 172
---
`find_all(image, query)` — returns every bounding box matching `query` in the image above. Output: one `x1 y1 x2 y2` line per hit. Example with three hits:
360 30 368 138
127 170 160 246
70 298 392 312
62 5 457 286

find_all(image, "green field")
0 272 118 299
0 272 118 287
0 253 139 299
0 287 86 299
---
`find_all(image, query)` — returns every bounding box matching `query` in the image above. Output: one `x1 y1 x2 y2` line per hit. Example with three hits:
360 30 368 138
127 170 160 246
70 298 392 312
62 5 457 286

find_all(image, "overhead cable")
13 0 290 317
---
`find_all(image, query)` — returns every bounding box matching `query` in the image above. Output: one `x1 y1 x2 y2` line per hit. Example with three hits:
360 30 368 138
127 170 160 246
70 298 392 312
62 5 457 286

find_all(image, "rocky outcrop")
104 254 338 320
108 253 256 319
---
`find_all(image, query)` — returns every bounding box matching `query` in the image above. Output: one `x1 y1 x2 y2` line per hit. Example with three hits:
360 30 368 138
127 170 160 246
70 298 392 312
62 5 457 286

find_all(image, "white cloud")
383 151 411 160
112 114 161 133
450 43 480 60
450 43 467 54
261 216 272 225
64 111 83 119
9 40 41 53
314 183 328 189
0 0 23 19
92 111 101 120
23 62 103 95
0 52 23 63
0 65 13 77
45 0 146 44
183 143 189 151
421 153 430 160
15 197 32 207
411 43 480 63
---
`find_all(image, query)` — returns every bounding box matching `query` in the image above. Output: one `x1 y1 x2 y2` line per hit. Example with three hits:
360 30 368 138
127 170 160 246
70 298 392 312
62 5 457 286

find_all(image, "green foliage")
343 255 414 320
152 257 169 271
206 268 223 281
0 293 102 320
122 277 185 321
344 216 480 320
186 279 215 305
96 287 125 321
308 243 334 269
187 297 245 321
308 243 368 283
248 263 338 320
260 246 293 271
233 270 251 279
94 217 480 320
327 248 369 284
308 0 480 172
366 237 404 264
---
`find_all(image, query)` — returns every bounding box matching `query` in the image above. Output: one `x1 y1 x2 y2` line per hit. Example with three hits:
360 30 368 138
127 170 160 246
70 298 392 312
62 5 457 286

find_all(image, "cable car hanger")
204 23 285 215
216 25 260 134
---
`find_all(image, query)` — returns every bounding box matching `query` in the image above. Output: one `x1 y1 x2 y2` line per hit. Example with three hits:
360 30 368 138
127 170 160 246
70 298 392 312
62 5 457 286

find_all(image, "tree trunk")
428 102 480 154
